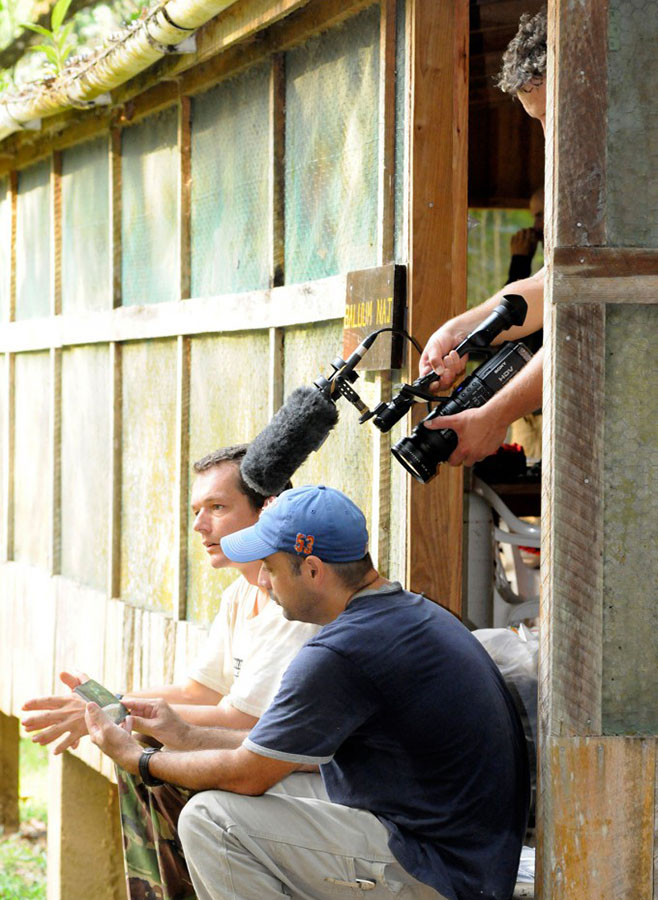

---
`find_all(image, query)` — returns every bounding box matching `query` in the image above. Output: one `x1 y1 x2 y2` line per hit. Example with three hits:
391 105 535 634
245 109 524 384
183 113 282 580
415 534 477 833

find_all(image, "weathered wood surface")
174 337 191 620
407 0 468 610
0 711 19 833
537 737 655 900
553 248 658 304
269 53 285 288
550 0 608 248
540 302 605 741
0 275 347 353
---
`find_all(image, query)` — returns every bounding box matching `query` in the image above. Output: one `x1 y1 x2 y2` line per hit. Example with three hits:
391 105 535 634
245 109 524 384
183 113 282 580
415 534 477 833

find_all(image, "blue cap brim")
220 524 278 563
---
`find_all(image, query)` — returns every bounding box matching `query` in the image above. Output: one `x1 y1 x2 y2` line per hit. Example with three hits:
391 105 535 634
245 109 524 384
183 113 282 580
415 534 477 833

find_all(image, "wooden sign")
343 264 406 371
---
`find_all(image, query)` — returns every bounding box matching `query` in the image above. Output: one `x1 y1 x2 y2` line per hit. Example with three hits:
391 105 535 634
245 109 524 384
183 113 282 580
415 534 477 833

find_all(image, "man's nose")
194 510 209 533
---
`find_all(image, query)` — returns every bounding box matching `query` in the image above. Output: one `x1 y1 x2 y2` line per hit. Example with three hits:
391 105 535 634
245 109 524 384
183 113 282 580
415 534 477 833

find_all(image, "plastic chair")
467 476 540 627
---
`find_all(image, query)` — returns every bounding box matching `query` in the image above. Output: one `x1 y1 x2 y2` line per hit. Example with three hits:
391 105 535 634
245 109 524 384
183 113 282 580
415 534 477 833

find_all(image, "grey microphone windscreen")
241 386 339 497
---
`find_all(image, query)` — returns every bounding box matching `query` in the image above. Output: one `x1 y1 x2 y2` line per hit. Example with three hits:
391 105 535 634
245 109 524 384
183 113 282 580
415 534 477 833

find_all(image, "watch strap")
138 747 164 787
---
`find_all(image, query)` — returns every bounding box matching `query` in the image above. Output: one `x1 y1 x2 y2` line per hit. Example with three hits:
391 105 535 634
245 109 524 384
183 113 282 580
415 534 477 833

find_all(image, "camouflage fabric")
116 764 197 900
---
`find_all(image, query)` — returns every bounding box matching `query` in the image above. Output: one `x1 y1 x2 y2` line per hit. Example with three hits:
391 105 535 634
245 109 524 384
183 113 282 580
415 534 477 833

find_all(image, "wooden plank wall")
407 0 468 610
539 0 658 895
0 0 464 753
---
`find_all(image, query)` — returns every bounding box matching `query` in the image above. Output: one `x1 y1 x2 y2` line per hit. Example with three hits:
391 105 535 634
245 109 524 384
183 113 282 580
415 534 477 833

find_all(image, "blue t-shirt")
244 584 529 900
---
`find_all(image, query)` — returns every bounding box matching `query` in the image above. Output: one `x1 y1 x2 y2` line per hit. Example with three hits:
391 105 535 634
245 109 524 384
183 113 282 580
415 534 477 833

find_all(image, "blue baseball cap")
220 485 369 563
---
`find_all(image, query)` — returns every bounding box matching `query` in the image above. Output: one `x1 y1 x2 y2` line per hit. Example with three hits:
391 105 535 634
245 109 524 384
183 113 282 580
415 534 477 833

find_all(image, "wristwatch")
138 747 164 787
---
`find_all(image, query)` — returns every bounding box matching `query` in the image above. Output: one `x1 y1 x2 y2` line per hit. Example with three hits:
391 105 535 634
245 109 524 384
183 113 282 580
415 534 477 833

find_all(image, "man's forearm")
170 702 258 732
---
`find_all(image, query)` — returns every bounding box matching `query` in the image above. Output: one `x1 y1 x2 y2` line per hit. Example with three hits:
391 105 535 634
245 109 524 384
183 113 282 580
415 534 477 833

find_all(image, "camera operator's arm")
419 269 545 390
424 350 543 467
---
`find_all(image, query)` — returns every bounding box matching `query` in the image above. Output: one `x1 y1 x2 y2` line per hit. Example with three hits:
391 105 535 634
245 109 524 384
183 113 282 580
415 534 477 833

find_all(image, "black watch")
138 747 164 787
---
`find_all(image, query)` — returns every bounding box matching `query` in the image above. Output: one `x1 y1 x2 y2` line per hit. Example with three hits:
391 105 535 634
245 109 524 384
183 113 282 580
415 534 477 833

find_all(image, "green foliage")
0 835 47 900
0 736 48 900
22 0 77 75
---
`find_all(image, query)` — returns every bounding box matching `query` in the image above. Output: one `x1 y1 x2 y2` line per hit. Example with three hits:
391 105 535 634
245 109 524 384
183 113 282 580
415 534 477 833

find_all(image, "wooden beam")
108 342 122 600
537 736 656 900
0 275 346 353
540 301 605 739
49 348 61 576
268 53 285 288
173 336 190 620
368 0 398 578
550 0 608 248
406 0 468 610
552 247 658 303
1 354 13 562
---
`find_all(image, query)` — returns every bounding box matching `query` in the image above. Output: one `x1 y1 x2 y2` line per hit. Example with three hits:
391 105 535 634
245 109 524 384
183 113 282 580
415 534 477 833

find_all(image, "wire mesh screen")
283 321 375 526
16 162 51 320
603 304 658 732
191 65 271 298
121 339 178 611
284 5 380 283
607 0 658 246
62 138 111 314
14 351 51 568
0 178 10 322
122 108 179 306
186 331 270 623
61 345 111 590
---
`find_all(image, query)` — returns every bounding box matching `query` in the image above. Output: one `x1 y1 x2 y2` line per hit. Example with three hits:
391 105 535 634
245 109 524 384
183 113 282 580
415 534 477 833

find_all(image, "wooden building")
0 0 656 897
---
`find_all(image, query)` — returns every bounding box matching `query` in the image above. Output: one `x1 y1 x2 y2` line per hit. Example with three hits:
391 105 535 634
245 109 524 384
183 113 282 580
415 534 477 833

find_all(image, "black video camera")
314 294 532 483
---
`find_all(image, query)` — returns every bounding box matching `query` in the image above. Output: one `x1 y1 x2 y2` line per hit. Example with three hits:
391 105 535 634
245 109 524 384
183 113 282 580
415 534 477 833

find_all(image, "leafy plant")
22 0 76 75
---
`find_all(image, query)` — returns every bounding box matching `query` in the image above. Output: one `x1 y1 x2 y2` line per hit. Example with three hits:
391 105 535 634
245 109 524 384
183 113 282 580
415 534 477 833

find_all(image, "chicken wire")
284 4 380 284
16 161 51 320
121 107 179 306
190 65 271 297
62 137 111 314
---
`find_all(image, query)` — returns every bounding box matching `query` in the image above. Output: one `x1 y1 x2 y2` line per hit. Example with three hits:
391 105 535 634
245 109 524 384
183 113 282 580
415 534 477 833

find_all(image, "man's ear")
303 555 323 581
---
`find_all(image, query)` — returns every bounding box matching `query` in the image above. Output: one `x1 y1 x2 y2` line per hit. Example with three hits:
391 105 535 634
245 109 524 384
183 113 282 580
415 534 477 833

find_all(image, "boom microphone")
241 386 339 497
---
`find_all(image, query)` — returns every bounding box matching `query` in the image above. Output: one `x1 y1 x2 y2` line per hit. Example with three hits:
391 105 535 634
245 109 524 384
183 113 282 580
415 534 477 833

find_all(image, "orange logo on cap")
294 533 315 555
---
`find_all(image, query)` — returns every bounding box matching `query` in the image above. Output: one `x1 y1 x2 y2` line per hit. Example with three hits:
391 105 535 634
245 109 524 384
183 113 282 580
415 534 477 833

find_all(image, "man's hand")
122 697 191 751
418 324 468 391
22 670 90 754
85 703 142 774
510 227 538 258
424 407 509 467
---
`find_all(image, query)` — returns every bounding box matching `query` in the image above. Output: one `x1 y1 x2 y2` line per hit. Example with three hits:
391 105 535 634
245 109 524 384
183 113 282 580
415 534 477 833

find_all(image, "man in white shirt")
22 444 320 900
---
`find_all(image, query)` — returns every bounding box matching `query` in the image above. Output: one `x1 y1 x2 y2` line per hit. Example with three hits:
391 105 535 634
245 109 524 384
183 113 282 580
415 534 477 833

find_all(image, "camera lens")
392 420 458 483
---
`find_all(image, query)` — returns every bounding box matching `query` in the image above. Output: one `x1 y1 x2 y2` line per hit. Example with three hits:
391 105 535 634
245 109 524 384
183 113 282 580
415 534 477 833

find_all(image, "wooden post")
47 753 127 900
406 0 468 610
0 711 19 834
539 0 658 895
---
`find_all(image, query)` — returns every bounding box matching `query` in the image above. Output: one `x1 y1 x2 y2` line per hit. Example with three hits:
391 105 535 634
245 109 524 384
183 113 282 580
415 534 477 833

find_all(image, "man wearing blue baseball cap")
84 485 529 900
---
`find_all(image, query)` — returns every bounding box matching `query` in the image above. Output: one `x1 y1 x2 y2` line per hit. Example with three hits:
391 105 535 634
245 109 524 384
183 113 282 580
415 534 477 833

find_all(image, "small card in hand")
74 679 128 724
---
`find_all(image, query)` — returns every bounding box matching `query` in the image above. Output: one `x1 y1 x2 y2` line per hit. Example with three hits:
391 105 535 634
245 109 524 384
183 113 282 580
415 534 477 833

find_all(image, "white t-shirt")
188 576 320 718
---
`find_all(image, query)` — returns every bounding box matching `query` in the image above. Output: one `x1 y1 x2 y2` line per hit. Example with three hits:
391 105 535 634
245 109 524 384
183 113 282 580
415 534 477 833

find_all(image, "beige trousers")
178 773 445 900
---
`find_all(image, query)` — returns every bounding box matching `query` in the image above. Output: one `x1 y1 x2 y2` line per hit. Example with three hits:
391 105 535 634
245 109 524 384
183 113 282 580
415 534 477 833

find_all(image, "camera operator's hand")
424 407 509 467
510 227 538 259
419 323 469 392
